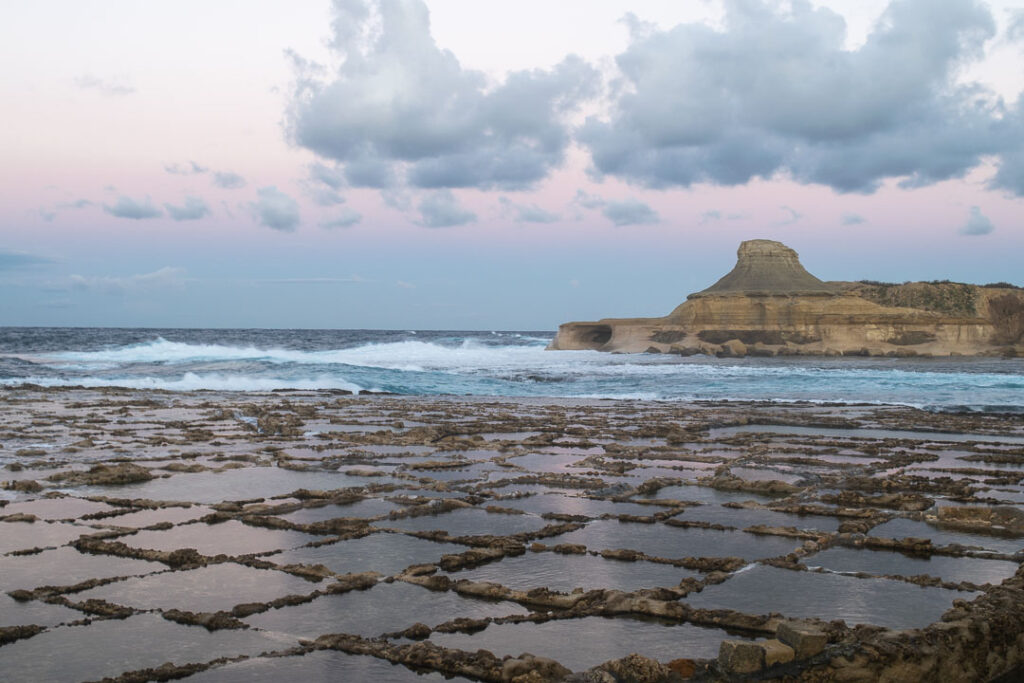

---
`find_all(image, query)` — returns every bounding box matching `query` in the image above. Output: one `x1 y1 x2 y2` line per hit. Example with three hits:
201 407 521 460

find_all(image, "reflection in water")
549 520 801 560
431 616 758 671
809 547 1019 585
687 565 977 629
448 551 699 592
245 581 528 639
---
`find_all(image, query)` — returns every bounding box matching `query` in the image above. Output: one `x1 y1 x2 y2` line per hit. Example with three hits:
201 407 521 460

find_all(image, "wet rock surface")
0 386 1022 681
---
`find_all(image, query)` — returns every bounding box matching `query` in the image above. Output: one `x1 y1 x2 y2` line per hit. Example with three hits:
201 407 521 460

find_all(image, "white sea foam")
0 372 366 393
8 335 1022 407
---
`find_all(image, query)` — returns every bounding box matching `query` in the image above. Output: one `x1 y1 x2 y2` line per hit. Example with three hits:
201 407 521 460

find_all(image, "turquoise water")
1 328 1022 411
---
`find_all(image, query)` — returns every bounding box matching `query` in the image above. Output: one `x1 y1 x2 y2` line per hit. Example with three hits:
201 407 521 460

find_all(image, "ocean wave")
3 332 1020 409
0 372 367 393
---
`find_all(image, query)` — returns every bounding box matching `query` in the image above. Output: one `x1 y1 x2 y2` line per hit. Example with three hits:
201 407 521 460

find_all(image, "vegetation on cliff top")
852 281 979 317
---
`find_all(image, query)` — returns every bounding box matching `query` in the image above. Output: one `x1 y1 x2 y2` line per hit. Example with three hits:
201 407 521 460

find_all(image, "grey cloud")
304 163 347 205
776 206 803 226
310 187 346 206
499 197 560 223
572 189 606 210
381 188 412 211
103 196 162 220
213 171 247 189
75 74 135 97
417 190 476 228
41 199 93 222
0 250 53 270
58 199 93 210
164 161 208 175
602 199 658 226
248 186 300 232
164 196 211 221
286 0 599 191
580 0 1022 194
698 210 722 224
990 94 1024 195
320 208 362 229
1008 10 1024 42
309 162 345 190
960 205 994 235
841 212 866 225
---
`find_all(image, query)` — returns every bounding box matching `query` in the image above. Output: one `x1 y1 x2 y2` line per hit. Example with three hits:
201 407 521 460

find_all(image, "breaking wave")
1 329 1022 410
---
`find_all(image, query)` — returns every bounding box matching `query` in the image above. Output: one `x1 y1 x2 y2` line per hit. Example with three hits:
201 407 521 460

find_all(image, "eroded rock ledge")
549 239 1024 357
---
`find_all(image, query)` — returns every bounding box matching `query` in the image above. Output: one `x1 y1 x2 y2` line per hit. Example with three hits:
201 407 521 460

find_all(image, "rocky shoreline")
1 386 1023 681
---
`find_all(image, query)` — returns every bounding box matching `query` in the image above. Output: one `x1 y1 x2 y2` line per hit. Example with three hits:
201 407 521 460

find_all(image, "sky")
1 0 1023 330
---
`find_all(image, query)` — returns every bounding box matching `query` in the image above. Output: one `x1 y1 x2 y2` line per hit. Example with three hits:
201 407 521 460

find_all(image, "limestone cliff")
549 240 1024 357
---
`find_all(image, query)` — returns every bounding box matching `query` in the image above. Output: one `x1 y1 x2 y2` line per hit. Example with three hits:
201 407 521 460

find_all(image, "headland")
549 240 1024 358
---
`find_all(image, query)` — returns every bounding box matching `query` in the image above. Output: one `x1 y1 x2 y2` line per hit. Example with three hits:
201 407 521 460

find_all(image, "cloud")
417 190 476 228
0 250 52 270
579 0 1024 194
396 280 416 289
602 198 659 226
164 196 211 221
841 212 866 225
308 162 346 190
70 267 186 294
320 208 362 229
309 187 346 206
164 161 208 175
75 74 135 96
776 205 803 226
285 0 599 191
213 171 247 189
960 205 994 235
499 197 560 223
572 189 607 210
381 188 412 211
698 210 722 225
248 186 300 232
103 196 162 220
1008 10 1024 43
58 199 93 210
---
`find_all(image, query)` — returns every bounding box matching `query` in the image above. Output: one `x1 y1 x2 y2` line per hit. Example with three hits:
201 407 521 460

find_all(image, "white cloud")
75 74 135 96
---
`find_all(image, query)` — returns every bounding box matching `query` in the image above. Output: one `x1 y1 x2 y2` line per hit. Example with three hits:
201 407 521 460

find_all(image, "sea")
1 327 1022 413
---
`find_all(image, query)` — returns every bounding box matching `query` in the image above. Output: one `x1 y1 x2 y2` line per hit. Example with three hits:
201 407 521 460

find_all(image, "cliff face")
549 240 1024 357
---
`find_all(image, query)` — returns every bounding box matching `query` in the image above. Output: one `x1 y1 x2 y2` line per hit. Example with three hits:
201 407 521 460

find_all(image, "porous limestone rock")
718 640 765 674
777 621 828 659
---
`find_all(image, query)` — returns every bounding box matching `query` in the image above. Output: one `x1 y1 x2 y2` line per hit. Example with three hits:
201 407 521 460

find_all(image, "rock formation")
549 239 1024 357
